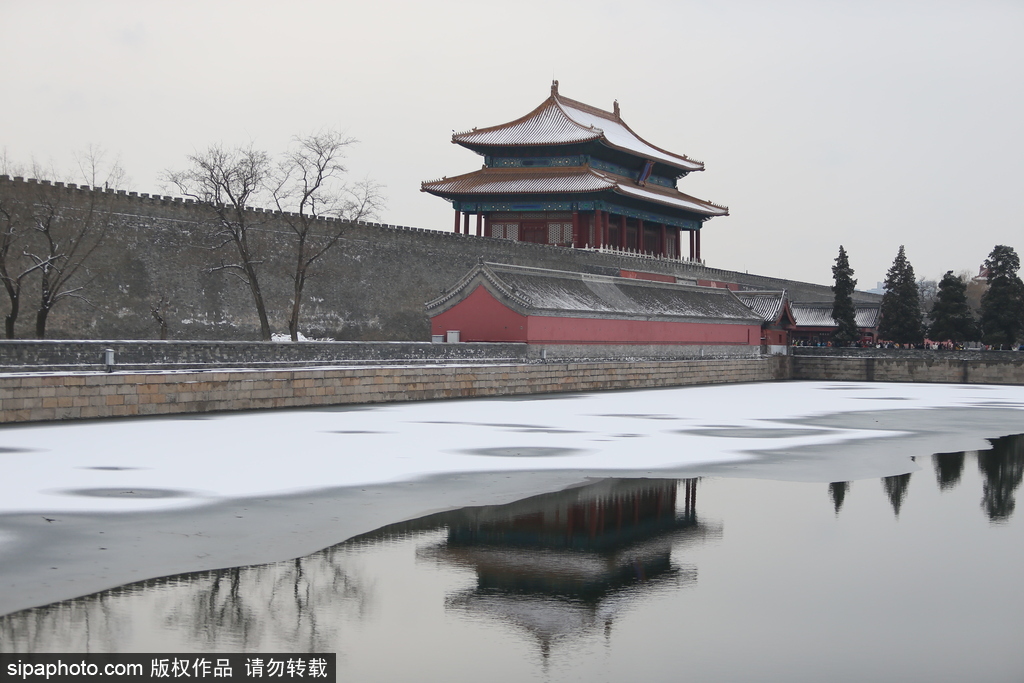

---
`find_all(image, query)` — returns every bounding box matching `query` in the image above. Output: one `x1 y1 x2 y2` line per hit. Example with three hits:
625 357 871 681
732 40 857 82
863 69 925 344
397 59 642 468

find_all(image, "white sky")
1 0 1022 287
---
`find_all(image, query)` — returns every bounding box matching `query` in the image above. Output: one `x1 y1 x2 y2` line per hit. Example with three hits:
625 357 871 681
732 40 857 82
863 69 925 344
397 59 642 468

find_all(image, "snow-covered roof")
422 167 614 195
421 167 729 217
427 263 762 324
790 303 880 329
452 82 704 173
735 291 788 323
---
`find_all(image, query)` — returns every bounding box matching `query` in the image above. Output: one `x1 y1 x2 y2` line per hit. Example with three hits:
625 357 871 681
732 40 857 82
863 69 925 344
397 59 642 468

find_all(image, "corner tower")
421 81 727 262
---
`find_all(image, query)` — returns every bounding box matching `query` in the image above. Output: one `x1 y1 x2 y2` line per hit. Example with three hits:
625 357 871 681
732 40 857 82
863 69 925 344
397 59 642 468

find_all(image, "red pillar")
463 212 470 235
454 210 461 234
659 223 666 256
620 215 627 250
483 214 490 238
571 210 580 247
595 210 603 248
689 229 695 260
475 213 482 237
637 218 645 252
695 230 701 262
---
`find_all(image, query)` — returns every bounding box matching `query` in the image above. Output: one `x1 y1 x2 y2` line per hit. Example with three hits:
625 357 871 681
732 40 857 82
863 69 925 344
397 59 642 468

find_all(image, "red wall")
697 279 740 291
432 285 758 346
527 315 756 345
619 269 676 283
431 286 528 342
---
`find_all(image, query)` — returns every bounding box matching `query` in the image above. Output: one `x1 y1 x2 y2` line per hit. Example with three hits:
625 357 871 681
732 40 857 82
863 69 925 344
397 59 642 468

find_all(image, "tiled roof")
452 86 704 173
790 303 880 329
427 263 762 324
422 167 614 196
421 167 728 217
736 291 787 322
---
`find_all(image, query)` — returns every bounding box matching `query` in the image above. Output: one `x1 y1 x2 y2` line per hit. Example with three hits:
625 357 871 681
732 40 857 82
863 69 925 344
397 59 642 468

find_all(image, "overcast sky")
2 0 1022 288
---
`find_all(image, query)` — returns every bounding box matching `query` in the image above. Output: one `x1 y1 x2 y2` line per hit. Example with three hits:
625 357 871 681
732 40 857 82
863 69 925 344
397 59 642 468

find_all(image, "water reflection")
882 472 913 517
420 479 712 655
977 434 1024 521
921 434 1024 523
0 549 371 653
0 479 710 655
933 451 966 490
1 434 1023 679
828 481 849 514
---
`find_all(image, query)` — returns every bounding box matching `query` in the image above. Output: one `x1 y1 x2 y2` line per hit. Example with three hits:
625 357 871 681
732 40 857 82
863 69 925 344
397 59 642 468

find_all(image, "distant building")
422 81 727 262
788 302 880 344
734 290 796 353
426 263 763 357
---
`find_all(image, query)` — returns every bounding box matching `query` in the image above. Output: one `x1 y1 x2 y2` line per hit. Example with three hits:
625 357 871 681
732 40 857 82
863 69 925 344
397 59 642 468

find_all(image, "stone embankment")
2 344 1023 425
790 347 1024 385
0 356 788 424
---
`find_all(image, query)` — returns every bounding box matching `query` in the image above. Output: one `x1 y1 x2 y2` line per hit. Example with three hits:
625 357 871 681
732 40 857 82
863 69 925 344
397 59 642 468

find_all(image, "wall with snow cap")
0 175 876 342
0 340 528 373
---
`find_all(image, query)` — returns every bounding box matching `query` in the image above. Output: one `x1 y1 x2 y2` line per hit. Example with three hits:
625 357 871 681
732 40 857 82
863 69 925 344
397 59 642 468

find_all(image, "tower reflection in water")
419 478 716 655
0 479 713 654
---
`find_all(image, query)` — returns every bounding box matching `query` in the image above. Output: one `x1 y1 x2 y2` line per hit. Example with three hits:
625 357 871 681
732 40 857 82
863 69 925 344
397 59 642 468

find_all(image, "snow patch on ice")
0 381 1021 515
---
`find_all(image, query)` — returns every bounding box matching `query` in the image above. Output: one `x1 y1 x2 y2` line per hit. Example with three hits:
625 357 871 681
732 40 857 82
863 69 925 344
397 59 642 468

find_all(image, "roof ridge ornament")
613 100 620 118
551 79 559 96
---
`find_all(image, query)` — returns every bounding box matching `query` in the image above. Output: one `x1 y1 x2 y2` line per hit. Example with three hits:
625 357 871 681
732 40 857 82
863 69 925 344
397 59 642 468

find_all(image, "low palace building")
735 290 796 353
421 82 727 262
426 263 762 357
788 302 880 345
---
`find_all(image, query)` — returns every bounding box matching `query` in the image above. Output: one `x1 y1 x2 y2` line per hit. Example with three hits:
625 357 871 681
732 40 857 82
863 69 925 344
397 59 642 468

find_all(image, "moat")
1 382 1023 681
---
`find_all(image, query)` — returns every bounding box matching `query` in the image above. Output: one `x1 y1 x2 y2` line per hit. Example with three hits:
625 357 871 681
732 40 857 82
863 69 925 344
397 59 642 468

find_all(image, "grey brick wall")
0 176 873 342
0 356 789 424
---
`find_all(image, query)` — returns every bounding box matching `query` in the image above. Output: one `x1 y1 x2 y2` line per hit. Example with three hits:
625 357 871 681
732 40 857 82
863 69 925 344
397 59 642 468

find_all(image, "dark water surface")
2 435 1023 682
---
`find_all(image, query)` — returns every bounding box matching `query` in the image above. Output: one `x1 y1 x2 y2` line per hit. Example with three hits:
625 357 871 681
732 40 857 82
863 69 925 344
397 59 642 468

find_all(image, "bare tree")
961 268 987 319
164 144 274 341
72 144 131 190
25 183 110 338
0 147 26 177
151 296 170 339
0 197 49 338
271 130 385 341
916 277 939 324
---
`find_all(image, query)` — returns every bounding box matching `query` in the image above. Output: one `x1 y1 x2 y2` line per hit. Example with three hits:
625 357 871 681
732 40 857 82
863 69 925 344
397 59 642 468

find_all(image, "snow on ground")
2 381 1023 515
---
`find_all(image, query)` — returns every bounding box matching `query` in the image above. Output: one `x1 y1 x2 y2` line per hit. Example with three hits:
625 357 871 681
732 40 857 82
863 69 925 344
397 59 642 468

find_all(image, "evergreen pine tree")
928 271 980 342
980 245 1024 347
831 245 859 344
878 245 924 344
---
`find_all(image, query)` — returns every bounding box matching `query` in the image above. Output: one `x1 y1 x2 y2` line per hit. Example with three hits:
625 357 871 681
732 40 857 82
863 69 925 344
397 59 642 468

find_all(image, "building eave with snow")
789 302 881 343
426 263 763 359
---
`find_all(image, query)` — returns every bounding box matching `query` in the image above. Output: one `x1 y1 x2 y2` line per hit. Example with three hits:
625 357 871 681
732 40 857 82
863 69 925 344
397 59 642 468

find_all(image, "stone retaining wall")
0 357 788 424
791 347 1023 361
791 354 1024 385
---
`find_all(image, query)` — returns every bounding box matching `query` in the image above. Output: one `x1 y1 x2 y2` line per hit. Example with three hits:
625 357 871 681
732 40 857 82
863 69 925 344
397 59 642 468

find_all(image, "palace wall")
0 176 875 342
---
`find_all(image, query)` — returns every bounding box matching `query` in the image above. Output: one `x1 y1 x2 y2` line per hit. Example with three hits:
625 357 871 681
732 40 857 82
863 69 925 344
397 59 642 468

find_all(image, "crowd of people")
790 338 1022 351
